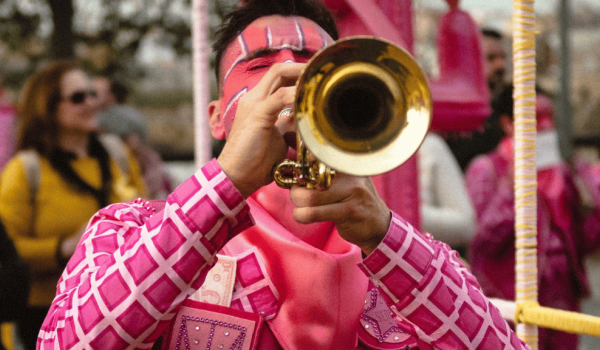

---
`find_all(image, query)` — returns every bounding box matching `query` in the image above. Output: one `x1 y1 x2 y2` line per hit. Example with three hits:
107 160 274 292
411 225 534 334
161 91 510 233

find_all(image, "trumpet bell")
295 36 432 176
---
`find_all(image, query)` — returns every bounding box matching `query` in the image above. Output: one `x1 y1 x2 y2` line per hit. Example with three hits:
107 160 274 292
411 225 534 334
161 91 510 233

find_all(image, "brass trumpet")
272 36 432 190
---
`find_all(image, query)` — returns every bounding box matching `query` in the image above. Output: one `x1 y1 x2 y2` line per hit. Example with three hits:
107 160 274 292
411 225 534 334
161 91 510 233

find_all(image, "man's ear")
208 100 225 140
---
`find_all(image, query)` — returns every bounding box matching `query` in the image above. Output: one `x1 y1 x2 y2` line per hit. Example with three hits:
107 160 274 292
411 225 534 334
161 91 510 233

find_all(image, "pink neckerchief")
222 183 369 350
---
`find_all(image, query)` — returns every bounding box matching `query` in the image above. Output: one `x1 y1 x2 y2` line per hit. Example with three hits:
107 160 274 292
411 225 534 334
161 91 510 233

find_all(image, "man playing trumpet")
38 0 530 349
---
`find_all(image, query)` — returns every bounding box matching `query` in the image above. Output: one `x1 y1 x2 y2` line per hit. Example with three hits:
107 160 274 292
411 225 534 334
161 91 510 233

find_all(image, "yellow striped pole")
512 0 538 348
490 298 600 339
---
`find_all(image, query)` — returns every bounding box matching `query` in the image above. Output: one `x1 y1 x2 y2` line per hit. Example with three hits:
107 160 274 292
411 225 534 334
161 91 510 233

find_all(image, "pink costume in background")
466 132 600 349
38 160 530 349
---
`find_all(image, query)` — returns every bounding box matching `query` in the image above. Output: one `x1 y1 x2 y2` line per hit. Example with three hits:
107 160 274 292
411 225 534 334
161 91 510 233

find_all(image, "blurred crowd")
0 61 173 350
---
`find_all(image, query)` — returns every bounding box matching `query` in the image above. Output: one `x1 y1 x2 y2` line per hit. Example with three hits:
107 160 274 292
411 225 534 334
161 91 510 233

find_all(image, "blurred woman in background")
0 60 146 350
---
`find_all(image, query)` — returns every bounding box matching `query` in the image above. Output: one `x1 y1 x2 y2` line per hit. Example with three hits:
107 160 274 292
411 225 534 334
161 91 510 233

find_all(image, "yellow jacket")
0 140 146 306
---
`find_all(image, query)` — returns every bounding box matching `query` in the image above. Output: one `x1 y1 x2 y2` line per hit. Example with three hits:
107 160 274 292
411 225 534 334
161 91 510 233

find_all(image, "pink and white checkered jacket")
37 160 530 350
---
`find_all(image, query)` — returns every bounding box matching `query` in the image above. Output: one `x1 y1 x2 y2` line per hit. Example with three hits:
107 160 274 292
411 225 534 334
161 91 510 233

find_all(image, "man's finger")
293 202 347 225
289 177 353 208
252 62 304 98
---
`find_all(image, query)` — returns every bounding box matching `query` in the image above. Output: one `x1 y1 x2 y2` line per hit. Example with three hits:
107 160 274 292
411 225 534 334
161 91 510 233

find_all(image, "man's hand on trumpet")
290 173 391 255
211 62 304 199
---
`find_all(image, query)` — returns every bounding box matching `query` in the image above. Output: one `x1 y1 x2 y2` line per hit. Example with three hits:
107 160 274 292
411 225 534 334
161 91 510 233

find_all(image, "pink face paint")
218 15 334 136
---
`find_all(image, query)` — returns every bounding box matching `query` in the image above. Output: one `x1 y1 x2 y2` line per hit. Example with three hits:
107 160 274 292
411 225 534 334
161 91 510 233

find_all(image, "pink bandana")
223 182 369 350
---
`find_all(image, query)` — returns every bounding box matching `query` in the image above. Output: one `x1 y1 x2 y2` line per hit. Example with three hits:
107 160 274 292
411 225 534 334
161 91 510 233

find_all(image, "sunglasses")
62 89 97 104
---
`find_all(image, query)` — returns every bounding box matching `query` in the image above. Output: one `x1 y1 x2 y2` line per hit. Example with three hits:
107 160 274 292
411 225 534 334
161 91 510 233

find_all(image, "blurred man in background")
94 75 174 199
445 27 508 171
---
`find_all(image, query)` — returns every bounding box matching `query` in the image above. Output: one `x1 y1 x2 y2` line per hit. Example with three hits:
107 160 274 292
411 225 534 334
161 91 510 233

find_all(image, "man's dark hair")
212 0 339 83
481 27 503 40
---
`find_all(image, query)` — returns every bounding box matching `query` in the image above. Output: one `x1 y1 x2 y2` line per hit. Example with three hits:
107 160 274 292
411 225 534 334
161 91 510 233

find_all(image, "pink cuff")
360 212 435 301
172 159 254 245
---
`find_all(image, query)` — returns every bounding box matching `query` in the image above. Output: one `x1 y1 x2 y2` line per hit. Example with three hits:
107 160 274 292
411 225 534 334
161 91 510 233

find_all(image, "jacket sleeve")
465 155 516 258
359 212 531 350
37 159 253 349
574 158 600 253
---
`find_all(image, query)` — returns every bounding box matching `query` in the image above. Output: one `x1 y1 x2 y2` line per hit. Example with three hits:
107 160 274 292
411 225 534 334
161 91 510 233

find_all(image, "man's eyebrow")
245 47 312 62
245 48 276 61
